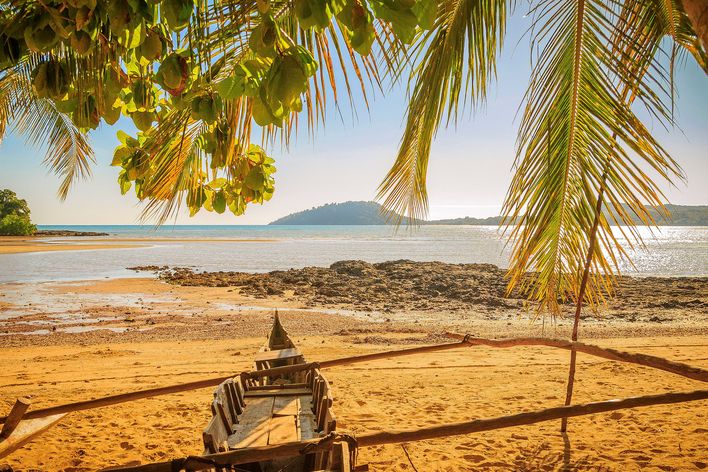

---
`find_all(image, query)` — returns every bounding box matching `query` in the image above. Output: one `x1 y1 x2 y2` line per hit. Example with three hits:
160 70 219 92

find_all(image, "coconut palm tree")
0 2 706 421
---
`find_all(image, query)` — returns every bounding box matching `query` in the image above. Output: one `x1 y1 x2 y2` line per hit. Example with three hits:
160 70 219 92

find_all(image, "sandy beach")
0 236 147 255
1 264 707 471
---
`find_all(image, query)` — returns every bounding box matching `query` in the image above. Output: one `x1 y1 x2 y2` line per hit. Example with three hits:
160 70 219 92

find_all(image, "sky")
1 13 707 225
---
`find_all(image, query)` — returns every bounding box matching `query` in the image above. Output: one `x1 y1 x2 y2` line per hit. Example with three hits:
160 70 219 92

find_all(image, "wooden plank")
267 415 298 445
254 348 302 363
216 384 237 427
202 416 229 454
245 388 311 398
0 398 31 440
297 395 317 441
227 397 275 449
0 414 66 459
249 383 308 391
272 396 299 416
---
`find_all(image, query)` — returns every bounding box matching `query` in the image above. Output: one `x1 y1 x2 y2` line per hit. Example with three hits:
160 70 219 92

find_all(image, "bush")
0 214 37 236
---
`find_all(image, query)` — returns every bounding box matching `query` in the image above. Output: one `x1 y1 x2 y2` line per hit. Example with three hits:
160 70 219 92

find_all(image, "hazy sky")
1 14 706 225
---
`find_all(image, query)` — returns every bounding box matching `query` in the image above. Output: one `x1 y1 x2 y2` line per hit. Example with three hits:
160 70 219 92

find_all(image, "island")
269 201 708 226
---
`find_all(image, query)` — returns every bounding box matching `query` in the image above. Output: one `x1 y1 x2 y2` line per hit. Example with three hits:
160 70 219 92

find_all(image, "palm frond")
376 0 506 223
502 0 684 315
0 69 94 199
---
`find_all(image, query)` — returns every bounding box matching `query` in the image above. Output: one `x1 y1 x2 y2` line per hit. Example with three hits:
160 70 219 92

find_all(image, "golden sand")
1 334 706 471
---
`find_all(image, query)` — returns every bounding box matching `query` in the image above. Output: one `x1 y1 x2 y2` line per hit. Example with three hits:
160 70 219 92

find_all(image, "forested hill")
269 201 405 225
269 202 708 226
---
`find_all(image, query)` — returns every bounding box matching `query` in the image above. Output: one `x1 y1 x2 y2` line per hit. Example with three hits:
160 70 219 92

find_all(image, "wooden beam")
1 343 465 424
444 333 708 382
6 334 705 425
0 414 66 459
0 398 31 440
104 389 708 472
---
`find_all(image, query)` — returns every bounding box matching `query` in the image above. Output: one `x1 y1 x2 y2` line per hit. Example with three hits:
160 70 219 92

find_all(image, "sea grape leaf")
213 191 226 214
294 0 332 31
412 0 436 30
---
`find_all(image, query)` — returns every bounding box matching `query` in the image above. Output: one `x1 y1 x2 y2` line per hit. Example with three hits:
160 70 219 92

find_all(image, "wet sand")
0 272 707 471
0 237 277 255
0 237 145 255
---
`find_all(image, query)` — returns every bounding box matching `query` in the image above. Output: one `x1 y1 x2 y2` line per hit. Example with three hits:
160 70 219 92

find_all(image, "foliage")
269 200 411 224
0 0 429 220
0 0 705 313
0 188 31 219
0 189 36 235
381 0 706 314
0 213 36 235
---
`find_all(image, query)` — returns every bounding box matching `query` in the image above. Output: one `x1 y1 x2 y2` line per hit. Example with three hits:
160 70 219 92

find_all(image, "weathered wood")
0 398 31 440
445 333 708 382
0 413 66 459
297 395 317 441
272 397 299 417
267 415 298 445
227 397 275 449
249 383 308 391
254 348 303 363
7 333 706 426
245 388 312 398
202 416 229 454
106 389 708 472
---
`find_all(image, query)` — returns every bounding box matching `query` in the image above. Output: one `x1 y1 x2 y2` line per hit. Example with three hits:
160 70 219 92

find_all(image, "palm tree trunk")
559 184 605 432
682 0 708 52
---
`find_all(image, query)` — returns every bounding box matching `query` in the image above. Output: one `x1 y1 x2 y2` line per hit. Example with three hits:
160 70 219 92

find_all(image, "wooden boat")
0 413 66 459
202 313 350 471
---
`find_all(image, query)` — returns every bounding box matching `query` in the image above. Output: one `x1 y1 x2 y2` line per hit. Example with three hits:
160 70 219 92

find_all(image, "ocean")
0 225 706 283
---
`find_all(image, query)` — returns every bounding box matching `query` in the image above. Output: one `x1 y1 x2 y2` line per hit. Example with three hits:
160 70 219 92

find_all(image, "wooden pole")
562 183 605 432
445 333 708 382
104 389 708 472
0 343 464 424
318 342 463 368
5 336 706 425
0 398 31 440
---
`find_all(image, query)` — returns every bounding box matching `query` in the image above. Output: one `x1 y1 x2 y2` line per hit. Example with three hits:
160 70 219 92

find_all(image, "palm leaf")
502 0 685 315
0 69 94 199
376 0 507 223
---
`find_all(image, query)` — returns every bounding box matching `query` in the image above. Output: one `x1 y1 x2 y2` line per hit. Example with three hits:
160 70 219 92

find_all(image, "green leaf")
208 177 228 189
118 171 132 194
412 0 436 30
215 73 246 99
245 168 266 191
213 191 226 214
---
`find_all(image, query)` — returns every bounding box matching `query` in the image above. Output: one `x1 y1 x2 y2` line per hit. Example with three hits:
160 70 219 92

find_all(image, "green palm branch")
376 0 507 224
0 69 94 199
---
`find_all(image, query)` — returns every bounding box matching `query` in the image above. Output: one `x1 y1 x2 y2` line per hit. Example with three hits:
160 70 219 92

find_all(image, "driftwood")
0 398 31 440
0 413 66 459
445 333 708 382
4 335 706 425
104 389 708 472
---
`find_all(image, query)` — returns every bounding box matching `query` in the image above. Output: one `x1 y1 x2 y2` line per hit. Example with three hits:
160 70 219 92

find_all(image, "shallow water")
0 225 705 283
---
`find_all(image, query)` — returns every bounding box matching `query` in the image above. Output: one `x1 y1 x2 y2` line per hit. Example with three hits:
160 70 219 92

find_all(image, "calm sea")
0 225 706 283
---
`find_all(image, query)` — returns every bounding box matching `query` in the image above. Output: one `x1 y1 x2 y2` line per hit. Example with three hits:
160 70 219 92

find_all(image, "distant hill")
269 201 708 226
269 201 405 225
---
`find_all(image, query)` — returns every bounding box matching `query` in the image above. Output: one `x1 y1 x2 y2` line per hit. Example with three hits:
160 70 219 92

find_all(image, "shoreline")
1 260 706 347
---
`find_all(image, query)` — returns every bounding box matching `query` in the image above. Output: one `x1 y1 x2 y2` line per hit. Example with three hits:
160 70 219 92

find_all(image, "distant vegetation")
0 189 36 236
269 201 708 226
269 201 402 225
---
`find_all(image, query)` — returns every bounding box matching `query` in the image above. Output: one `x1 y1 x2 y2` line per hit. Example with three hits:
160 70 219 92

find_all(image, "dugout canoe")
201 312 350 471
